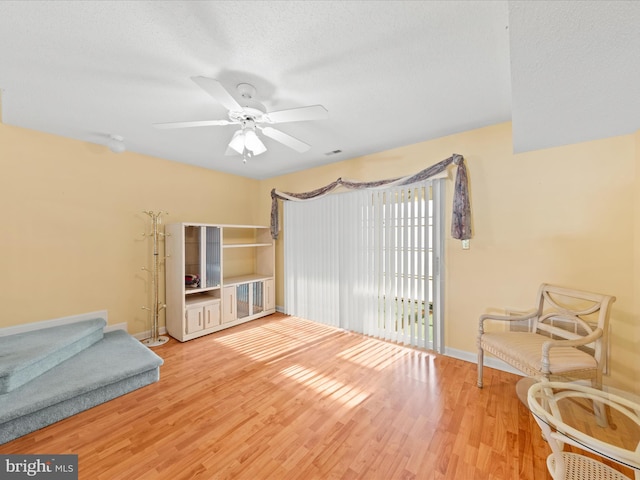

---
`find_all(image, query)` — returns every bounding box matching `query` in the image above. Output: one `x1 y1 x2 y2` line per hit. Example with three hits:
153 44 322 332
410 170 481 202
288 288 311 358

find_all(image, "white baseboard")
0 310 109 337
132 326 168 341
105 322 128 333
443 346 524 377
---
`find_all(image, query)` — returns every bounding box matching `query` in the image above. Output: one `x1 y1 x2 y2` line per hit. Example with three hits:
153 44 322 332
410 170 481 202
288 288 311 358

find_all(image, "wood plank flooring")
1 313 632 479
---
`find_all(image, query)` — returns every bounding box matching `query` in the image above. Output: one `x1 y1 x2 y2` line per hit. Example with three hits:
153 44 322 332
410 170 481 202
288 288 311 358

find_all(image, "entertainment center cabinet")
165 223 275 342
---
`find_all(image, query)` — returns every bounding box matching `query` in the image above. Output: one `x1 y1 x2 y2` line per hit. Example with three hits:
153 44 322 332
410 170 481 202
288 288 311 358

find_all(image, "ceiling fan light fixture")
244 129 266 155
228 129 245 155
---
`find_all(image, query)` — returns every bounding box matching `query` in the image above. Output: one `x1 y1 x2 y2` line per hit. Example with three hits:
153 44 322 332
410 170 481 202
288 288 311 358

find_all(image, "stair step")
0 318 106 394
0 329 164 445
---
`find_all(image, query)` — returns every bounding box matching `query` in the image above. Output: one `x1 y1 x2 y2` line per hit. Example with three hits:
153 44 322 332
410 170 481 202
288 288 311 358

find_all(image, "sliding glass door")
283 179 444 352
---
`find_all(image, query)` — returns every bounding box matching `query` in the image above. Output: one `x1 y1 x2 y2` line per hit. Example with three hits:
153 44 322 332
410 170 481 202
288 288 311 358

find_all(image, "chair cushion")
548 453 629 480
481 332 597 374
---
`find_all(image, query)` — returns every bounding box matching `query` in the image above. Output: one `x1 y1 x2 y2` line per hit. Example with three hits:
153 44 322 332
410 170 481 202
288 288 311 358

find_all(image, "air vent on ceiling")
325 149 342 156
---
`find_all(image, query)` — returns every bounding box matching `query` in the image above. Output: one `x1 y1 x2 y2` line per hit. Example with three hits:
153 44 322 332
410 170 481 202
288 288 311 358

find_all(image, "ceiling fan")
154 77 328 161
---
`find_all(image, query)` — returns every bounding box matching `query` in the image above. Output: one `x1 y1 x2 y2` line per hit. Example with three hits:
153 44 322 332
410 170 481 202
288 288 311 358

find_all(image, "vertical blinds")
284 179 444 351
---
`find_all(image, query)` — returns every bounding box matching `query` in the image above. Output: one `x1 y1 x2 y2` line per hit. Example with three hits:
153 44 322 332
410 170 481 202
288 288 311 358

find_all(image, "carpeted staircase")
0 318 163 444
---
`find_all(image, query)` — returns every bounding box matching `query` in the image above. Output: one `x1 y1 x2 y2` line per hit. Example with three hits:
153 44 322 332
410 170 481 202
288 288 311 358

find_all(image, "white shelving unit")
165 223 275 342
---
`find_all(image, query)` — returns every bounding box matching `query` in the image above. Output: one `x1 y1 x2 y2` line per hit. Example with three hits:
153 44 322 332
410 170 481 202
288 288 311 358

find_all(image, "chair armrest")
478 310 538 335
540 328 603 375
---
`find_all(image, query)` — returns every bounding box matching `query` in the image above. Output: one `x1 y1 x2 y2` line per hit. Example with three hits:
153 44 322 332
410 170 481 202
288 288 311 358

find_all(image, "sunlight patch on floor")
212 317 339 362
279 364 370 408
336 338 410 371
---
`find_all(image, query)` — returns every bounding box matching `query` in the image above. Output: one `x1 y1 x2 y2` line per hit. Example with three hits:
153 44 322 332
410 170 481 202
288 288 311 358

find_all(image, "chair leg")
591 374 609 428
477 348 484 388
533 416 566 480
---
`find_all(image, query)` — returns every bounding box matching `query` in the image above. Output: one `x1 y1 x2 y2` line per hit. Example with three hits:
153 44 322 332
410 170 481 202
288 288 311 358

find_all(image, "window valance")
270 153 471 241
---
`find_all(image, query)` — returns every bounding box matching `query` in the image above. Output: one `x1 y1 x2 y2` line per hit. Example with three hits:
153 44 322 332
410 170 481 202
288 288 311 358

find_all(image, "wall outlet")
462 239 470 250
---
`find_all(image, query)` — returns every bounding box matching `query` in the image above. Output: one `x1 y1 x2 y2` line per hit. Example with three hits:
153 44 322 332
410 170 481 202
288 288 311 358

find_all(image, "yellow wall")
0 124 260 334
635 129 640 388
3 120 638 392
261 122 639 392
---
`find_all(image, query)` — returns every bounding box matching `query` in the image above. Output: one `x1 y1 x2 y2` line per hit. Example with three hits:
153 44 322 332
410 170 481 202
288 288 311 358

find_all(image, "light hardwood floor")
1 313 631 479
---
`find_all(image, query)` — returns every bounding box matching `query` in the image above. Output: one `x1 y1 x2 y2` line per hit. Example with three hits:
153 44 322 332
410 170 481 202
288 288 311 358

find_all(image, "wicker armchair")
477 283 616 388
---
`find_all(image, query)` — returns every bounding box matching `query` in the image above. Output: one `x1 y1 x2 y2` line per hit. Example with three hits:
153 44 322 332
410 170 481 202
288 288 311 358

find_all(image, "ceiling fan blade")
260 126 311 153
191 76 243 112
264 105 328 124
154 119 233 129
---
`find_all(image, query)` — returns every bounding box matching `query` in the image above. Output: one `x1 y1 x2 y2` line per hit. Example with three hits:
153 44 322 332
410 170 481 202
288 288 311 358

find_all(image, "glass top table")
517 377 640 475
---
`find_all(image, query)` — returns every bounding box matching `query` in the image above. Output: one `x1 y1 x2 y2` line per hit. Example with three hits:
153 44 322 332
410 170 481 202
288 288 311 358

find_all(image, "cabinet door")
204 226 221 288
237 283 251 319
264 279 275 311
184 226 202 289
222 286 236 323
185 306 204 334
204 301 221 329
251 281 264 315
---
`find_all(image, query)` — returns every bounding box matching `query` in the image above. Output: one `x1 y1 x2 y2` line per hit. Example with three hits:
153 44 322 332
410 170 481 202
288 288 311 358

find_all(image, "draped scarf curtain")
270 153 471 241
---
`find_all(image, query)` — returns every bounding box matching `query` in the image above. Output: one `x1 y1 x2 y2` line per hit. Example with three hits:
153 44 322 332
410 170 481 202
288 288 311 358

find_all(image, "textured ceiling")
509 1 640 153
0 1 637 180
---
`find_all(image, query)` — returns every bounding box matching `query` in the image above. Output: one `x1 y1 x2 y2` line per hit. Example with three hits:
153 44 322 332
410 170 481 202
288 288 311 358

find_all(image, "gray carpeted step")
0 318 106 394
0 329 164 445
